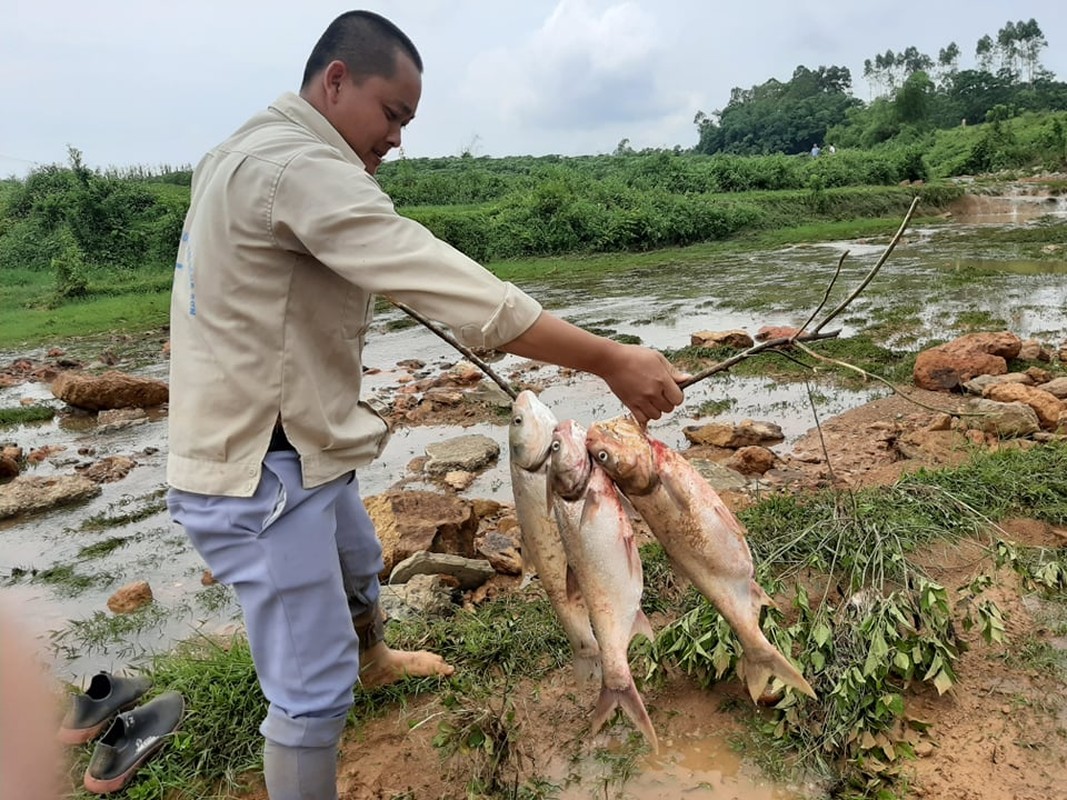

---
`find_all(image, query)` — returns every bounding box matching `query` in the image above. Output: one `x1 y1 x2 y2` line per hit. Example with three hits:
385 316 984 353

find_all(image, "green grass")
0 404 55 426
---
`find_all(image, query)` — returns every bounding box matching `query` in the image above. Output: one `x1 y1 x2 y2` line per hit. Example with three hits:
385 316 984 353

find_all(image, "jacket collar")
268 92 368 172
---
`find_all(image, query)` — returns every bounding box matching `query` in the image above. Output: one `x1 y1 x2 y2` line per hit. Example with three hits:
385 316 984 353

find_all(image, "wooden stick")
389 300 519 400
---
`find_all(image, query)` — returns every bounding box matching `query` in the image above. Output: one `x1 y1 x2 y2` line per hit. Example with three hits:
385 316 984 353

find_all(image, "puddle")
555 733 809 799
948 192 1067 225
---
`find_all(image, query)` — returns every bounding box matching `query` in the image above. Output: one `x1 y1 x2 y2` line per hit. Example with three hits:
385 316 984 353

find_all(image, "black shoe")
57 671 152 745
83 691 184 794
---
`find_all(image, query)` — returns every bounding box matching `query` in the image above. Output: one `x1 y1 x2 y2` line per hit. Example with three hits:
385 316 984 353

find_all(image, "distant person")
165 9 687 800
827 144 836 155
811 143 821 158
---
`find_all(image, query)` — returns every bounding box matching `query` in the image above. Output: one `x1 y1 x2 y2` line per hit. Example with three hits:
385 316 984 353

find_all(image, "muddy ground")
240 389 1067 800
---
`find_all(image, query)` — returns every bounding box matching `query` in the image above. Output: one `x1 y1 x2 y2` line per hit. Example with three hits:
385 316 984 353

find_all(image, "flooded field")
1 203 1065 797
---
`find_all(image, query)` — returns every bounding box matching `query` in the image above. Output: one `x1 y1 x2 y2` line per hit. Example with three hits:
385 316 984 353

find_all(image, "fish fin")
566 566 583 604
591 682 659 754
741 649 817 702
658 470 695 516
631 609 655 644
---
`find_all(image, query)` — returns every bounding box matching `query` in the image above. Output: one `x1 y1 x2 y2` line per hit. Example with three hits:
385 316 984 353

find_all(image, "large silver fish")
508 391 600 686
548 419 658 752
585 416 816 703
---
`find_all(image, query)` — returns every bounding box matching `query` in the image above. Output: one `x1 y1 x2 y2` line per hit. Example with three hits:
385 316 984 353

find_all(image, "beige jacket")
167 93 542 497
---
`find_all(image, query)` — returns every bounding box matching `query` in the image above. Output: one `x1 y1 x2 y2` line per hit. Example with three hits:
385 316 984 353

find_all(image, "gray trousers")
168 451 385 795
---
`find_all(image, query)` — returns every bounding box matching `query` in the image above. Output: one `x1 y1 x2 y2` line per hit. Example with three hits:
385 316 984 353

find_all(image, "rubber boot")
263 739 339 800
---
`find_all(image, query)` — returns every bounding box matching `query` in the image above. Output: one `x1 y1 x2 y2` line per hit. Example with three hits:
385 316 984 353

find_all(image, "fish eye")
550 441 561 452
512 415 522 425
597 451 609 462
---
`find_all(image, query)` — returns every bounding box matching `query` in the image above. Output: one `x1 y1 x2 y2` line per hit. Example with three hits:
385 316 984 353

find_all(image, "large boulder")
684 420 784 448
51 370 169 411
913 332 1023 391
983 383 1066 430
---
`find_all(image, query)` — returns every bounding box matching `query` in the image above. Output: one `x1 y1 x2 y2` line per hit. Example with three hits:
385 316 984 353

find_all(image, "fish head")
508 390 558 471
548 419 592 500
585 416 658 495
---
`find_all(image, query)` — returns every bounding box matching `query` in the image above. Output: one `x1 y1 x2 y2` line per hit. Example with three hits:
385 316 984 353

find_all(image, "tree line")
693 18 1066 157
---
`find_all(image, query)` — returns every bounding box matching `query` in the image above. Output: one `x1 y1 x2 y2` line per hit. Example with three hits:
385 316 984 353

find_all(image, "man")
166 10 685 799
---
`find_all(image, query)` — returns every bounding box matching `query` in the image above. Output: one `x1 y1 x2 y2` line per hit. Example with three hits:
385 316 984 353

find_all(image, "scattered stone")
686 459 749 491
107 580 153 614
443 470 475 491
690 329 754 349
958 399 1041 438
960 373 1034 395
683 420 784 448
1037 377 1067 400
51 370 169 411
471 499 504 520
97 407 149 432
380 574 454 621
424 434 500 474
1017 339 1050 362
0 475 101 520
725 446 777 475
389 550 495 590
983 383 1065 430
365 490 479 577
928 413 954 431
478 532 523 576
0 454 19 480
913 331 1022 391
201 570 217 586
80 456 137 484
754 325 800 341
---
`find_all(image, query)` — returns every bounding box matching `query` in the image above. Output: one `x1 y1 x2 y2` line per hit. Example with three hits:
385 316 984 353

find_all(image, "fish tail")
631 609 655 643
591 682 659 753
741 648 817 702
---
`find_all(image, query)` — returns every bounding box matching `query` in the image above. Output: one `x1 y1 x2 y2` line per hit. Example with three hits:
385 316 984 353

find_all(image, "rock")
983 383 1065 430
107 580 153 614
471 499 504 520
79 456 137 484
478 532 523 575
683 420 784 448
443 470 475 491
389 550 495 590
380 574 454 621
201 570 217 586
1017 339 1050 361
0 455 19 480
913 331 1023 391
958 399 1041 438
1025 366 1052 384
960 372 1034 395
424 434 499 474
51 370 169 411
0 475 101 520
690 329 754 349
725 446 777 475
97 407 149 432
365 490 479 578
1037 377 1067 400
754 325 800 341
687 459 749 491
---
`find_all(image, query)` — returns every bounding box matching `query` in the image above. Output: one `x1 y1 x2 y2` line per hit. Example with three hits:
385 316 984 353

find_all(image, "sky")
2 0 1066 175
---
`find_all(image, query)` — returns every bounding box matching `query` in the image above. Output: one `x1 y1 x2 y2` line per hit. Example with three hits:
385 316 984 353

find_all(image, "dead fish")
585 416 816 703
508 391 600 686
548 419 658 752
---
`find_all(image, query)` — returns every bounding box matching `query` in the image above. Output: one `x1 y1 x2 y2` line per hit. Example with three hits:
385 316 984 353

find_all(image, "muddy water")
1 201 1065 795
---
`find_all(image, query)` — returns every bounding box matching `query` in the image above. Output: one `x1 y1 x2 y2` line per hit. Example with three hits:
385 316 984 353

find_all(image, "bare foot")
359 642 455 689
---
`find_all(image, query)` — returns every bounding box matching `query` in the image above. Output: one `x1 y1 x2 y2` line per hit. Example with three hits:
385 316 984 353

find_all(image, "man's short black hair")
301 10 423 89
